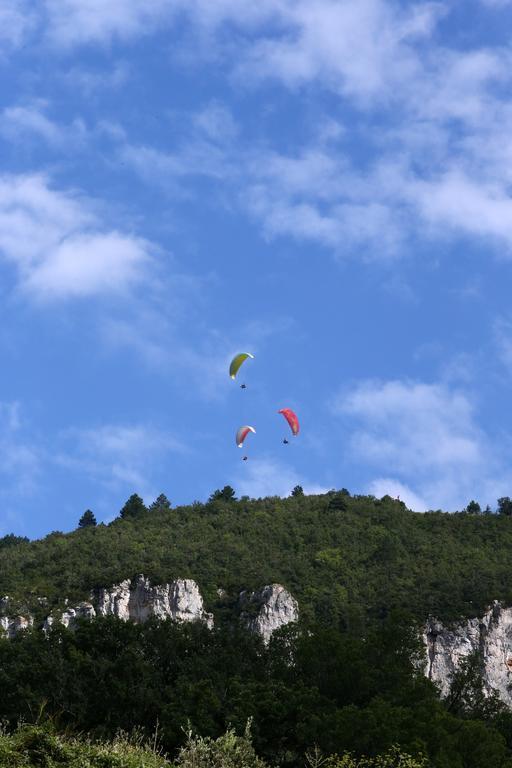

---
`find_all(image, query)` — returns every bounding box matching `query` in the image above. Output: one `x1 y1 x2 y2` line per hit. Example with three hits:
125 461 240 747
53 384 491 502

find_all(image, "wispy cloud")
237 0 442 101
55 423 187 501
0 102 88 149
479 0 512 6
0 402 42 534
43 0 175 46
26 0 512 262
334 379 501 510
0 0 35 52
119 102 238 194
235 456 328 499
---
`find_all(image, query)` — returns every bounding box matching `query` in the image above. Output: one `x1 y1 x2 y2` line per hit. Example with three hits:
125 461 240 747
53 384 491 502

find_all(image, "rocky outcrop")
240 583 299 643
424 601 512 705
0 614 33 638
95 575 214 628
0 576 298 642
43 602 96 632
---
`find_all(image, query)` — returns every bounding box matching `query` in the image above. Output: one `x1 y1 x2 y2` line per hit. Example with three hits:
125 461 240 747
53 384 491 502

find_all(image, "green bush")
176 726 267 768
0 724 170 767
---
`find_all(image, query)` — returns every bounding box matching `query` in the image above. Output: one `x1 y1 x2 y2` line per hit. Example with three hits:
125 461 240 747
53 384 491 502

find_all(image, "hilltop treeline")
1 491 512 624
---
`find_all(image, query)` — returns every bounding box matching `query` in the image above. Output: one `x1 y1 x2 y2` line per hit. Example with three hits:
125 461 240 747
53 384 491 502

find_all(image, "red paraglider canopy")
278 408 299 436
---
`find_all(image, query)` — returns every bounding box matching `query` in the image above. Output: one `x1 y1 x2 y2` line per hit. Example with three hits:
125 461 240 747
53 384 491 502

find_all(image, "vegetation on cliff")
1 490 512 624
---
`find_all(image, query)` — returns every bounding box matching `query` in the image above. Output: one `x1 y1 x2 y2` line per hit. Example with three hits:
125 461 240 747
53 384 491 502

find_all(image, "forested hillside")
1 490 511 624
4 491 512 766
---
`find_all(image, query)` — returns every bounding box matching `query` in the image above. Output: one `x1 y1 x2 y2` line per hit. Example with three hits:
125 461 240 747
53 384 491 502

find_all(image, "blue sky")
3 0 512 536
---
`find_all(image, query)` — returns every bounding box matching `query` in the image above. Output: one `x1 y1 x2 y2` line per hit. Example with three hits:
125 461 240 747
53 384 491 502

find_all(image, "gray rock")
94 574 213 627
0 614 33 638
2 577 301 642
241 583 299 643
43 601 96 633
96 579 131 619
424 601 512 705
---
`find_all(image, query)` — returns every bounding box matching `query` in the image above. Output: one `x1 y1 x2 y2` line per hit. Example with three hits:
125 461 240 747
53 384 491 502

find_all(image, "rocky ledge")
1 575 299 642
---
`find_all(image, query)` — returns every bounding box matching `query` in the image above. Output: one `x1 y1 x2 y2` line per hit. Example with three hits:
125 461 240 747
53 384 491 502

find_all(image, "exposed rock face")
0 614 33 638
43 602 96 632
424 601 512 705
0 576 299 641
241 583 299 643
96 579 131 620
95 575 214 628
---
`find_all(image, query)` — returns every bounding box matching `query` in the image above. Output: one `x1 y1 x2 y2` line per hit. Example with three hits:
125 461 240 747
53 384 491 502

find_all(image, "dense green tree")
0 616 511 767
498 497 512 516
149 493 171 512
78 510 97 528
291 486 304 497
0 534 29 550
119 493 147 519
465 500 481 515
329 493 348 512
209 486 237 503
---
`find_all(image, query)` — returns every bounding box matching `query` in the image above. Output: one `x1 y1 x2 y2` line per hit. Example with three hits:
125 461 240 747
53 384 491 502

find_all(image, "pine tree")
149 493 171 511
119 494 147 519
291 485 304 497
208 486 236 503
78 509 97 527
497 497 512 516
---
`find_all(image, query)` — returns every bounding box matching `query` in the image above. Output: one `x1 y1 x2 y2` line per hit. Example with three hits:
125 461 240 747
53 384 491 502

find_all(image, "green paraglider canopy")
229 352 254 379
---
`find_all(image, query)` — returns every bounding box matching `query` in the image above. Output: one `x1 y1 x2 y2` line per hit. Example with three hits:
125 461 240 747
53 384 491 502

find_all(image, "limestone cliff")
424 601 512 705
240 583 299 644
95 575 214 628
0 576 298 642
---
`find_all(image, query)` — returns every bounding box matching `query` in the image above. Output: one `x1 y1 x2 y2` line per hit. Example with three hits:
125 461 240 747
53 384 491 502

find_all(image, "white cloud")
236 457 327 499
368 477 428 511
239 0 442 102
335 379 493 509
338 380 482 472
31 0 512 261
25 232 150 299
0 174 153 301
406 170 512 250
42 0 283 47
